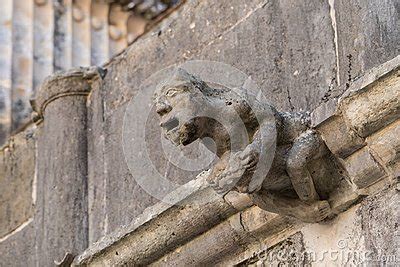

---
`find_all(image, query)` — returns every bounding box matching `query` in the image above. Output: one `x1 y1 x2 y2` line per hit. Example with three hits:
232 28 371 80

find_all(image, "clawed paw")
207 148 259 195
209 170 242 195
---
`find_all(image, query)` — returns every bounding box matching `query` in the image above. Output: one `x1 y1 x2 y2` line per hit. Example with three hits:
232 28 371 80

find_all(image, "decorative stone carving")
154 68 345 222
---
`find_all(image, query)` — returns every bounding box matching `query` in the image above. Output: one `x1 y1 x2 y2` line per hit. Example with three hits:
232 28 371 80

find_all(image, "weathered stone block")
103 0 268 112
359 188 399 265
224 191 253 211
344 147 386 189
316 115 365 158
328 179 360 215
200 0 337 112
367 119 400 176
340 68 400 137
311 98 338 127
0 128 35 239
334 0 400 87
240 207 279 234
237 232 308 266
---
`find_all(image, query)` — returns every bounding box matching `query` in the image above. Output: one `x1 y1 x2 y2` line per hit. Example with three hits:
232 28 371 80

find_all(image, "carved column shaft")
109 4 129 57
0 0 13 144
54 0 73 71
12 0 34 131
33 67 101 264
72 0 91 67
91 2 110 65
33 0 54 91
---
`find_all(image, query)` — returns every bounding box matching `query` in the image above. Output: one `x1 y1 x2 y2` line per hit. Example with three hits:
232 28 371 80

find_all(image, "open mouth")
160 117 179 132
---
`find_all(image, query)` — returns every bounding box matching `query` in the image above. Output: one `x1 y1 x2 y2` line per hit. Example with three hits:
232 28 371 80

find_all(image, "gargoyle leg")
286 130 323 202
250 189 331 223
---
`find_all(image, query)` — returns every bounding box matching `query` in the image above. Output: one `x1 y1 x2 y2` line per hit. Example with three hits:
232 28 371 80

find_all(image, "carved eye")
165 88 179 97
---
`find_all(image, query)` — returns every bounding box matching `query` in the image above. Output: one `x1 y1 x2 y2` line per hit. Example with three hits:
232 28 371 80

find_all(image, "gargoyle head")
153 68 213 146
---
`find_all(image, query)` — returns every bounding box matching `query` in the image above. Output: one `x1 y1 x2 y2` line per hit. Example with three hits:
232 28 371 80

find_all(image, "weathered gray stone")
311 98 339 128
2 0 398 265
359 188 399 265
345 148 386 189
33 0 54 91
87 78 107 244
0 0 12 145
316 114 365 159
74 175 237 266
91 0 272 235
33 67 102 265
72 0 91 67
367 119 400 178
339 67 400 138
199 0 338 112
0 222 37 265
11 0 34 131
224 191 253 211
0 128 35 239
102 0 270 112
54 0 72 72
236 232 308 266
328 179 361 215
90 2 110 66
0 127 43 266
153 207 293 266
334 0 400 87
108 4 129 57
93 0 343 232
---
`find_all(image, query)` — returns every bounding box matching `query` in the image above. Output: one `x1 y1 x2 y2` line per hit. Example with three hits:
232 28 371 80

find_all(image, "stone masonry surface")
0 0 399 266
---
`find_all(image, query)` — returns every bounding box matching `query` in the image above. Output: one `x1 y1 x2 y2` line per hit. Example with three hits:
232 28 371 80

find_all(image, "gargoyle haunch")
154 68 344 222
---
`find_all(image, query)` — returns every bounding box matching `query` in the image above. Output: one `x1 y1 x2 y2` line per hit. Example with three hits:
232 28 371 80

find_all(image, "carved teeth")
160 117 179 132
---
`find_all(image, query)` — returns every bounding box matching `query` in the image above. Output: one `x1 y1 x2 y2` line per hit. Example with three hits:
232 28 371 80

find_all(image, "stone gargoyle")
154 68 345 222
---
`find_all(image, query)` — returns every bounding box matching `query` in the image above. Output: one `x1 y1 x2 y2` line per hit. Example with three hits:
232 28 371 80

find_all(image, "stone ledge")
313 55 400 160
311 55 400 129
74 171 238 266
74 58 400 265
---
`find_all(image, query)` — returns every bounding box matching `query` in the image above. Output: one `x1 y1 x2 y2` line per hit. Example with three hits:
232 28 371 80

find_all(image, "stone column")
0 0 13 144
32 67 103 265
91 1 110 66
72 0 91 67
109 4 129 57
12 0 34 131
54 0 72 71
33 0 54 91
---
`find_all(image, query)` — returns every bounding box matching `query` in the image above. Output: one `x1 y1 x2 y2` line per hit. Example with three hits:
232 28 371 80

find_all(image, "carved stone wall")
0 0 180 145
73 58 400 265
0 0 398 266
0 128 36 240
86 0 400 242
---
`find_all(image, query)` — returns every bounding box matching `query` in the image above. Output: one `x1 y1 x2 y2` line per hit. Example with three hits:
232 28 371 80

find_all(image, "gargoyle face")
154 83 205 146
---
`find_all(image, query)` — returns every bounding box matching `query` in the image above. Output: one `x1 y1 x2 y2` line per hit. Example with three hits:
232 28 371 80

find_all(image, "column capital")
31 66 106 123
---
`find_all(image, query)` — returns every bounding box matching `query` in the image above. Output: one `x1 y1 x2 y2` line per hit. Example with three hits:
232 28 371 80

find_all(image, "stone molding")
73 57 400 266
31 67 106 122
